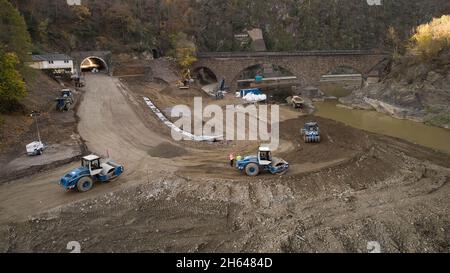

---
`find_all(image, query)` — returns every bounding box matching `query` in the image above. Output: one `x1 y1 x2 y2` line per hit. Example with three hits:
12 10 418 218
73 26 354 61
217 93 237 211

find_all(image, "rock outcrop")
340 50 450 129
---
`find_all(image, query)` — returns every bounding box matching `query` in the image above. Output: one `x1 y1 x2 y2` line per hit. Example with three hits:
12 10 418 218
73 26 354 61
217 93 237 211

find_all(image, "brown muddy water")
315 101 450 155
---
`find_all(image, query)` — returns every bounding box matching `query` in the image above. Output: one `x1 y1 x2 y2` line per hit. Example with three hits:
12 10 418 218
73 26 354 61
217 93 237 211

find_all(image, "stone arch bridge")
193 50 390 89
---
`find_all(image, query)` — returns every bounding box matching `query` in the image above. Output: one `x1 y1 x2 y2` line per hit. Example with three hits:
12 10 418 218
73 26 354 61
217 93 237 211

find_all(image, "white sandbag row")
143 97 222 142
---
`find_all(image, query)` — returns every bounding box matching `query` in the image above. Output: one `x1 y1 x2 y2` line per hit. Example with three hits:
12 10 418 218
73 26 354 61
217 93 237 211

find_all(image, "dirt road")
0 74 177 224
1 73 450 252
77 74 180 175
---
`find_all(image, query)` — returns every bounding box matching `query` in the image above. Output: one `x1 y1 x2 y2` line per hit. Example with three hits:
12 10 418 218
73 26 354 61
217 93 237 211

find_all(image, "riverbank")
339 95 450 130
339 48 450 130
314 101 450 155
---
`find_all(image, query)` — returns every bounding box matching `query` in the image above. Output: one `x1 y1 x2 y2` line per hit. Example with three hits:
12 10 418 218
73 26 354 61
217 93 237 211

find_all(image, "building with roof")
30 54 74 74
67 0 82 5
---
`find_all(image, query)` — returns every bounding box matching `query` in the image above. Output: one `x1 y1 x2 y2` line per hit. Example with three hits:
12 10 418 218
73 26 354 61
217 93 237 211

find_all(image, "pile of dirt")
279 116 369 164
148 142 188 158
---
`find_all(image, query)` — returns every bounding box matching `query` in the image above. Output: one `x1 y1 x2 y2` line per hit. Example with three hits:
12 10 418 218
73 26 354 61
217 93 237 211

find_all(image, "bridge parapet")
197 50 390 58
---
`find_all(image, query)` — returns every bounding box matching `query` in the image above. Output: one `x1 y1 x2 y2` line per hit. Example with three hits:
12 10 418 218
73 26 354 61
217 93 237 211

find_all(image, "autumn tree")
409 15 450 60
386 26 404 59
105 3 139 43
170 32 197 74
0 0 32 113
0 48 27 113
0 0 32 65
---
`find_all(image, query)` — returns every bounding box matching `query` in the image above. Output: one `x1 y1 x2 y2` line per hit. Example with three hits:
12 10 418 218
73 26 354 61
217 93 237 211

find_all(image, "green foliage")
37 18 49 44
169 32 197 71
387 26 404 59
0 114 4 142
9 0 450 54
409 15 450 60
425 114 450 128
0 0 32 113
0 49 27 113
0 0 32 64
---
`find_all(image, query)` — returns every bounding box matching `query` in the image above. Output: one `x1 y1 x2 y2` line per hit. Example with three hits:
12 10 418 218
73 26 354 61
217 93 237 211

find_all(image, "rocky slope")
340 49 450 129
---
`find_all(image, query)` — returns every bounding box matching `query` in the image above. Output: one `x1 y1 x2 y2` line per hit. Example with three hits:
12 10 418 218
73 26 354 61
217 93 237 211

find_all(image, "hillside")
340 16 450 129
10 0 450 54
341 50 450 128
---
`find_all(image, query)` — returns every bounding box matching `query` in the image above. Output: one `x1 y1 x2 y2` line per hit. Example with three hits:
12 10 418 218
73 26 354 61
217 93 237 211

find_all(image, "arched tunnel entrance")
152 49 161 59
80 56 109 73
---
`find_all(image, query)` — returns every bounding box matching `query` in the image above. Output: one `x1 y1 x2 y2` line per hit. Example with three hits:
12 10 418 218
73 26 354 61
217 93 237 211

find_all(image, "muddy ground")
0 71 85 183
0 70 449 253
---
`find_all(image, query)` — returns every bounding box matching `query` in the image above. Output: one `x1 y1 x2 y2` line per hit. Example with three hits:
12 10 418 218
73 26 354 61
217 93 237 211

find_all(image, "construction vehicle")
26 111 46 156
26 141 45 156
290 95 305 109
177 69 193 89
301 122 321 143
61 89 74 104
59 154 124 192
215 78 228 99
55 88 74 111
236 146 289 176
73 75 85 87
55 97 72 111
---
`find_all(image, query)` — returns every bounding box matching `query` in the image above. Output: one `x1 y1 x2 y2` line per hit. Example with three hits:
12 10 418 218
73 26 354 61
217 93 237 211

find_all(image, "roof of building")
32 54 73 62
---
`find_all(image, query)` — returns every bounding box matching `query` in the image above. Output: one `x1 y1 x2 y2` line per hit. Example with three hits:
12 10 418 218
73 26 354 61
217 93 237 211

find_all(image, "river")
314 101 450 155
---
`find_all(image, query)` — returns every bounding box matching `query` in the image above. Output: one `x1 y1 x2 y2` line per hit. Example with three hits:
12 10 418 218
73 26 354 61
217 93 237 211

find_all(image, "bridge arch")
231 61 307 89
319 65 364 97
193 51 390 91
193 66 219 85
325 65 362 75
80 56 109 73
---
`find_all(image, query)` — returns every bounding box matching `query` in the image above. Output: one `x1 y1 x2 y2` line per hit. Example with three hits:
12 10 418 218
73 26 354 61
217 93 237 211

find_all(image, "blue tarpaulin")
240 88 262 97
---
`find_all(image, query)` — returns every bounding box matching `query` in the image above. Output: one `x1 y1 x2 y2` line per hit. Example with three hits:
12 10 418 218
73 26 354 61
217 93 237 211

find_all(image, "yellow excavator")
176 69 193 89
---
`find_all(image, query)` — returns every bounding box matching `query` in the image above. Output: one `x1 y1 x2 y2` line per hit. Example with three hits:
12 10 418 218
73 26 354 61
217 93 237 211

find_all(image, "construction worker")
236 154 242 162
229 153 235 167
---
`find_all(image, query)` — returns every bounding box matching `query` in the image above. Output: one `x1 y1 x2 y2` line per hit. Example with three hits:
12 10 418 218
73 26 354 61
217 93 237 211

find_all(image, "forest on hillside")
9 0 450 54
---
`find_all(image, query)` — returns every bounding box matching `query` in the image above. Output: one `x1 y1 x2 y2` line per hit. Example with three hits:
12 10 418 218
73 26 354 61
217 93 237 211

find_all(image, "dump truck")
290 95 305 108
